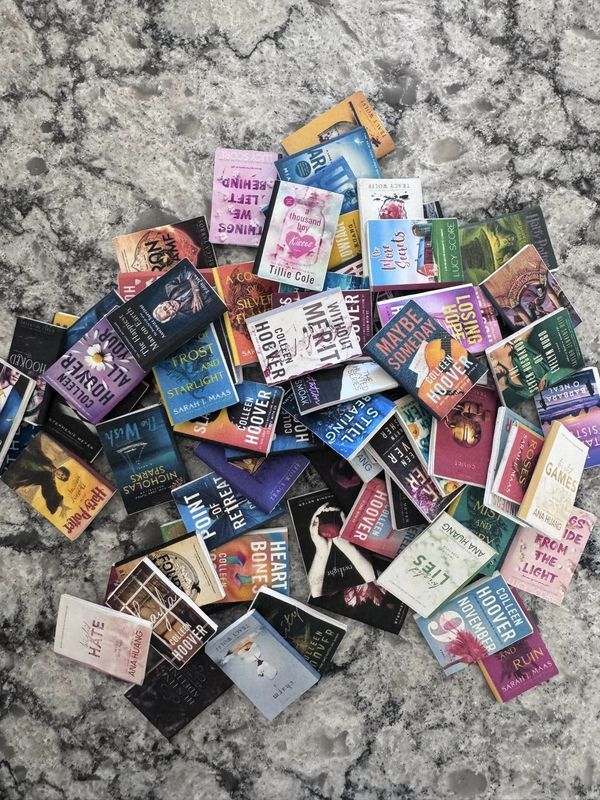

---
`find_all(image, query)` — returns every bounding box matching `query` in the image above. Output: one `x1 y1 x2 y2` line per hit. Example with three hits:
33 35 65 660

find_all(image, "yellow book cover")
2 432 114 540
52 311 79 328
281 91 395 159
328 210 362 269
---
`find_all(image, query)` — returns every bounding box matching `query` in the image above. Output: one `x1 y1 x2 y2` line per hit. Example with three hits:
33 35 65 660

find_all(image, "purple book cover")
44 317 147 425
194 441 309 513
377 284 501 356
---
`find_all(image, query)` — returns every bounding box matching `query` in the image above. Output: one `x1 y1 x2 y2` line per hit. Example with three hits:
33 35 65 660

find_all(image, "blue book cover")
223 400 321 460
153 323 238 425
194 442 309 514
96 404 188 514
0 360 35 466
65 291 123 350
414 573 534 676
304 156 357 214
275 127 380 184
0 420 37 474
204 609 320 720
279 272 369 293
171 472 285 548
282 391 396 460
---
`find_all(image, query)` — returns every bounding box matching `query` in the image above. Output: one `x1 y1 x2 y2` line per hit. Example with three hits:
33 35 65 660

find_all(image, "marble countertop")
1 2 599 799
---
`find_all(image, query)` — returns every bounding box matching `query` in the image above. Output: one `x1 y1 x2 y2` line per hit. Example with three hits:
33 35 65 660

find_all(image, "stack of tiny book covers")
2 90 596 738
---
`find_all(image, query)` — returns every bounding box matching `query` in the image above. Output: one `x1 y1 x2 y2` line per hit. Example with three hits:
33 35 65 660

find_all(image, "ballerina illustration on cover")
220 634 278 679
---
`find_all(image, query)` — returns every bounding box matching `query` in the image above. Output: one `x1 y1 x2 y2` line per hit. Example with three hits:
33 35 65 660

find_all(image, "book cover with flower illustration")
97 405 188 515
415 573 533 676
114 215 217 272
209 528 289 603
43 316 147 425
309 581 409 634
205 609 320 721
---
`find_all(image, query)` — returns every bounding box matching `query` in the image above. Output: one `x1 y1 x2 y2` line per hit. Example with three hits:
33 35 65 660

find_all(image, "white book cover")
357 178 424 245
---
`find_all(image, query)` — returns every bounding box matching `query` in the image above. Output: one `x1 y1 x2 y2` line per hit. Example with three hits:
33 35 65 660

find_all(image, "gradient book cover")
114 215 216 272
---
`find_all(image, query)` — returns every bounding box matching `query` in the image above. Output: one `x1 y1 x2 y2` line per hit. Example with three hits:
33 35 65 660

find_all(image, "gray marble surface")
1 1 599 799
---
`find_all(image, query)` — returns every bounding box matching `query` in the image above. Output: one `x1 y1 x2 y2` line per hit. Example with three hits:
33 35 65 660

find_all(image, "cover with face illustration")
114 215 216 272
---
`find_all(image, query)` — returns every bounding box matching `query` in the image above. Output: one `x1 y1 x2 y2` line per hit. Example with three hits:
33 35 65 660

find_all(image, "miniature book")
290 361 397 415
114 216 216 272
309 582 409 634
340 476 404 559
0 359 35 465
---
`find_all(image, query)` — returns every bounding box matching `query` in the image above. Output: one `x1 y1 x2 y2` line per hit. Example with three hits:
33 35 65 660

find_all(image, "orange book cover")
210 529 289 603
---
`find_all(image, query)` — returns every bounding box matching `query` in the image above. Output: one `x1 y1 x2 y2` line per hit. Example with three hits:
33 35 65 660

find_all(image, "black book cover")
307 448 363 514
309 582 409 634
107 259 227 371
386 474 427 530
64 290 123 350
125 650 231 739
8 317 66 425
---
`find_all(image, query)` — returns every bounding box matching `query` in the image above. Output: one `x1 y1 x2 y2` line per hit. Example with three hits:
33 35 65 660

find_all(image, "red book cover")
492 422 545 504
339 476 404 559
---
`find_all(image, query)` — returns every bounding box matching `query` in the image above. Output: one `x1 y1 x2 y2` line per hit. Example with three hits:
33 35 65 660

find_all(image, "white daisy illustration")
84 342 114 371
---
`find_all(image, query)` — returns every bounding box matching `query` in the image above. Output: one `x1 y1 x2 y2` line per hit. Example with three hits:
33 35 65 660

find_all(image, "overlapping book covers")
5 90 596 736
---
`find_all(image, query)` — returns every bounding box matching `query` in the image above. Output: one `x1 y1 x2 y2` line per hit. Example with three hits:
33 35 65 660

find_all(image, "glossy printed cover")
500 508 596 604
281 92 395 159
54 594 152 685
210 528 290 603
209 148 279 246
534 367 600 469
377 284 502 356
290 360 397 415
459 206 558 284
304 156 358 214
394 394 434 469
283 391 396 460
386 473 427 531
64 291 123 350
253 181 343 291
212 262 278 366
107 259 227 371
307 448 363 514
0 360 36 465
414 574 533 676
246 290 362 385
2 432 115 540
328 209 362 269
114 215 216 272
160 518 188 542
204 609 320 721
0 419 37 474
309 581 409 634
491 421 545 504
53 311 79 329
430 384 499 488
269 399 320 454
96 405 188 514
43 316 147 425
357 178 424 242
480 244 580 330
117 271 161 301
288 489 376 598
340 476 404 559
365 300 488 420
106 557 217 669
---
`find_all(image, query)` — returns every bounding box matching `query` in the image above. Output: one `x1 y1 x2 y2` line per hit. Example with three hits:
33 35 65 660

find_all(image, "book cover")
172 472 284 547
106 557 217 669
446 485 518 577
377 512 496 616
365 300 488 420
204 609 320 721
348 449 383 481
8 317 66 425
210 528 290 603
480 244 580 330
117 271 161 301
64 291 123 350
500 508 596 604
107 259 227 371
125 650 232 739
0 359 36 466
366 415 452 523
153 323 238 426
479 612 559 703
283 391 396 461
309 581 409 634
288 489 376 597
328 209 361 269
356 178 424 244
304 156 358 215
281 92 395 159
160 518 188 543
0 420 37 475
518 420 588 539
269 398 320 454
54 594 152 685
491 421 545 504
194 441 309 514
212 262 278 366
53 311 79 328
414 574 533 676
250 586 346 673
307 448 363 514
246 289 362 385
459 206 558 284
209 148 279 246
394 394 434 469
340 476 404 559
290 361 397 415
377 284 502 356
386 473 427 531
96 405 188 515
174 381 283 455
253 180 343 291
430 384 499 488
2 432 115 540
114 215 217 272
534 367 600 469
43 316 147 425
111 532 225 607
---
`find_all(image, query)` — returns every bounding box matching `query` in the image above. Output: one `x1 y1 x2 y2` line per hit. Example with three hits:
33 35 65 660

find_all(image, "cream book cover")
519 420 588 539
376 512 496 617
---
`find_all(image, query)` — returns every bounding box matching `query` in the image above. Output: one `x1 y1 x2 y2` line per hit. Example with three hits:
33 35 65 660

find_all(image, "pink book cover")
500 507 596 605
430 384 498 487
117 271 160 301
492 423 545 504
54 594 153 685
339 476 404 559
209 148 279 247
